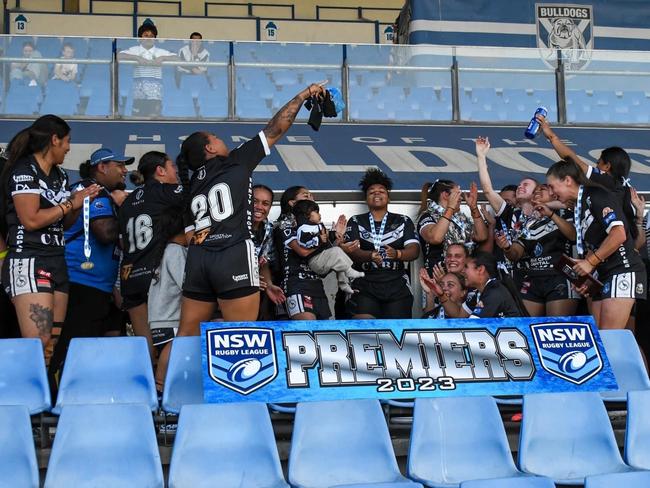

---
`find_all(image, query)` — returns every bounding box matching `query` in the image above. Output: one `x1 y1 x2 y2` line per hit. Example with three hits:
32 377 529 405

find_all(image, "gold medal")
81 261 94 270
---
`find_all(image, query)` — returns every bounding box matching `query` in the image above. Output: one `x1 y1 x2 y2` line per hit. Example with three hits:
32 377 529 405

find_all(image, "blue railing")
1 35 650 125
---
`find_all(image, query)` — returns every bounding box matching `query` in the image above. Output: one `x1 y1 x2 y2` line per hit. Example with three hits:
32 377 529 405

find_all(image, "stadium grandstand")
1 0 650 486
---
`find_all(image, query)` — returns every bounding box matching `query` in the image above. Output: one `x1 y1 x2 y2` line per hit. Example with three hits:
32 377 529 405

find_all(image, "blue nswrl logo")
530 322 603 385
207 328 277 395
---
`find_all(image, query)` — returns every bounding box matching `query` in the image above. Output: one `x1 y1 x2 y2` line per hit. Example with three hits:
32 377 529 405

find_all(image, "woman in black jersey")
176 83 327 333
546 159 646 329
0 115 99 351
118 151 182 359
345 169 420 319
494 182 579 317
538 115 645 251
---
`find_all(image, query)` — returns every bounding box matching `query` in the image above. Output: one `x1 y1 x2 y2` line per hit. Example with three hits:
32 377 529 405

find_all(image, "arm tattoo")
29 303 53 336
263 94 304 140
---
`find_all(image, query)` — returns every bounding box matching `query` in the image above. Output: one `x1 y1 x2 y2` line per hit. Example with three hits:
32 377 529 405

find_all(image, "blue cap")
89 148 135 166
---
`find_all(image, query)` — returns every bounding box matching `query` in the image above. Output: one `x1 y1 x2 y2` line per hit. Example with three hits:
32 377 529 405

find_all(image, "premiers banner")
201 316 617 403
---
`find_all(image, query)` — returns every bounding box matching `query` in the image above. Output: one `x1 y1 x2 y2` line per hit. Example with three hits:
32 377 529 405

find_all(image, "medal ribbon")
368 212 388 251
574 185 584 257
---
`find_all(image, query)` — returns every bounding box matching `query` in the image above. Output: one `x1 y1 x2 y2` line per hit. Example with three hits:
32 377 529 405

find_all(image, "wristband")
440 215 452 224
396 249 402 260
470 208 481 219
0 249 7 259
587 255 600 267
592 250 604 263
57 204 65 218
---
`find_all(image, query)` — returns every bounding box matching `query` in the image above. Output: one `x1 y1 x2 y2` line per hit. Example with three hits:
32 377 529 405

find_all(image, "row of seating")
5 392 650 487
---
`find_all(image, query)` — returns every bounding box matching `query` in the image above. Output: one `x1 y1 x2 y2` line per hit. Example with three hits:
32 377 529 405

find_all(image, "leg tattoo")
28 303 53 336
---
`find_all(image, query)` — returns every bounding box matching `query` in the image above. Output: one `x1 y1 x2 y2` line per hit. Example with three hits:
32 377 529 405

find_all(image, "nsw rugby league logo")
530 322 603 385
206 327 277 395
536 3 594 71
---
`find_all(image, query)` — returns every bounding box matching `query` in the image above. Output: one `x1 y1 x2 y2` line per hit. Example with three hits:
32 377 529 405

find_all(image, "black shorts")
182 240 260 302
518 272 577 303
2 254 69 298
151 327 177 351
285 292 331 320
347 274 413 319
121 291 148 310
594 270 647 301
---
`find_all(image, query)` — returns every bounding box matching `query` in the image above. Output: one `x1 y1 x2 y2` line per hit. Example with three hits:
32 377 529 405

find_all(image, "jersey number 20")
191 183 234 230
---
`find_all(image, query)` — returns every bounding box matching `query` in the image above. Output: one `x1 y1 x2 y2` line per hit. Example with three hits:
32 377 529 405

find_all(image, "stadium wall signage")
2 120 650 192
200 316 617 403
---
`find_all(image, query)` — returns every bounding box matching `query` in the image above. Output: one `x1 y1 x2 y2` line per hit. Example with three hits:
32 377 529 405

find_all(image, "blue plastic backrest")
585 471 650 488
45 404 163 488
460 476 555 488
289 399 404 488
169 403 288 488
162 336 203 414
54 337 157 414
0 405 39 488
519 392 627 482
0 338 51 413
625 390 650 469
600 330 650 401
408 397 520 487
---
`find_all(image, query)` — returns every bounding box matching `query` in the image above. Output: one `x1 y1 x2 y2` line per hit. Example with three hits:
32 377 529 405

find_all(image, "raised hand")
431 262 446 282
536 113 554 140
475 136 490 158
334 214 347 239
494 231 511 250
631 187 646 218
70 184 101 210
447 187 462 210
463 182 479 208
419 268 444 297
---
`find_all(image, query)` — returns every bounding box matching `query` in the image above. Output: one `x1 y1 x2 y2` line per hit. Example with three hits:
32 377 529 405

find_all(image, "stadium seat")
584 471 650 488
53 337 158 414
199 93 228 118
44 404 163 488
625 390 650 469
600 330 650 402
84 93 111 116
180 74 211 98
4 82 42 115
41 79 80 116
168 403 289 488
518 392 632 484
0 405 39 488
0 338 51 413
289 399 422 488
460 476 555 488
162 336 203 414
88 38 113 58
162 89 196 117
408 397 524 487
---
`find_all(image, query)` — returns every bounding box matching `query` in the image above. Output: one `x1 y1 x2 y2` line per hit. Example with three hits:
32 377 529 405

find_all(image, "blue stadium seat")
199 92 228 118
519 392 632 484
84 94 111 116
36 38 62 59
44 404 163 488
460 476 555 488
236 96 273 119
584 471 650 488
600 330 650 402
4 82 42 115
0 405 39 488
41 79 80 116
625 390 650 469
88 38 113 58
180 74 211 98
0 338 51 414
162 88 196 117
168 403 289 488
408 397 524 488
53 337 158 414
289 399 422 488
162 337 203 414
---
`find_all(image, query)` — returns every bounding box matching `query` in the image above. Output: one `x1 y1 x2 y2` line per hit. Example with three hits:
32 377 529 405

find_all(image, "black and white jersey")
281 221 322 294
118 180 184 292
469 279 521 319
577 185 643 278
186 132 270 250
514 209 574 275
345 212 419 282
496 202 531 242
4 156 70 257
417 206 474 271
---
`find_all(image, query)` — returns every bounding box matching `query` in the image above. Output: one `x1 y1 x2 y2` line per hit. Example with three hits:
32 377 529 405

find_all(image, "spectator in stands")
10 41 46 86
175 83 327 332
49 148 133 378
118 20 177 117
52 43 78 83
147 208 187 393
420 269 467 319
177 32 209 77
546 159 646 329
251 184 285 320
0 115 99 358
118 151 183 361
417 179 487 277
345 168 420 319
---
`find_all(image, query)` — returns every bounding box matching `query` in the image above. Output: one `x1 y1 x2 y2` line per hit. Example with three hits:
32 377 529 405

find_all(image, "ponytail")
129 170 144 186
419 182 433 215
419 179 457 215
279 186 305 216
78 160 93 179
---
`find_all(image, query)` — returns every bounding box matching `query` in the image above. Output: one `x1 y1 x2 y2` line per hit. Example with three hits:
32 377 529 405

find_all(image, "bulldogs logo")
536 4 593 71
207 328 277 395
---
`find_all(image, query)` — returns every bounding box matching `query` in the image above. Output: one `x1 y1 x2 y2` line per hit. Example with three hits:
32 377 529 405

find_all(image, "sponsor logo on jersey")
530 322 602 385
13 174 33 183
120 264 133 281
192 229 210 245
232 273 249 282
636 283 644 295
207 328 277 394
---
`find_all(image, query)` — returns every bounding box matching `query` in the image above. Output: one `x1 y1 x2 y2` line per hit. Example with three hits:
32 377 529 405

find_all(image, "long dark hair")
546 157 589 186
600 147 637 240
471 251 529 317
419 179 456 214
129 151 169 185
279 186 306 216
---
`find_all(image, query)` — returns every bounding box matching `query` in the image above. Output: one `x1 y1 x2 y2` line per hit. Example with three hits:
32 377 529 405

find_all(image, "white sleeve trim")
469 314 480 319
586 165 594 179
418 222 435 234
495 200 507 217
284 236 297 248
258 131 271 156
184 225 195 234
462 302 473 314
404 239 421 247
11 189 40 196
605 220 624 234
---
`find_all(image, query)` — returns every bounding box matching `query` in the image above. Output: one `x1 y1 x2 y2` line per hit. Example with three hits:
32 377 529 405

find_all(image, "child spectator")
52 43 78 82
